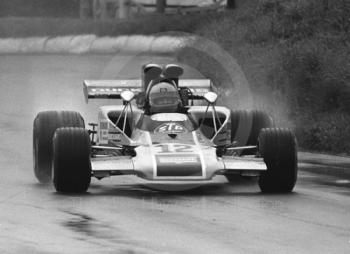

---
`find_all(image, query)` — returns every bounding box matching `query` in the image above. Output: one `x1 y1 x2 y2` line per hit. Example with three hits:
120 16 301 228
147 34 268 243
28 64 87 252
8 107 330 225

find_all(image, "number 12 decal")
153 144 194 154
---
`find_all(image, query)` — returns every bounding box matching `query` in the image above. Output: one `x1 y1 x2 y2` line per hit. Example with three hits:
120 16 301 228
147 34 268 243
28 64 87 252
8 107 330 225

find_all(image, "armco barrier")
0 34 191 54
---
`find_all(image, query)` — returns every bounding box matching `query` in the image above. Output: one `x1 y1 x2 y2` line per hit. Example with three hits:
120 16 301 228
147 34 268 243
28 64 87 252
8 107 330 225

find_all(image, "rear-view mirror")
204 92 218 104
121 90 135 102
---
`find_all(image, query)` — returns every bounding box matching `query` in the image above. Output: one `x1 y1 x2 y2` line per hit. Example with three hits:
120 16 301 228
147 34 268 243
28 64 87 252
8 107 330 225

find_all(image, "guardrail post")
92 0 108 19
80 0 92 19
226 0 236 9
118 0 128 19
156 0 166 13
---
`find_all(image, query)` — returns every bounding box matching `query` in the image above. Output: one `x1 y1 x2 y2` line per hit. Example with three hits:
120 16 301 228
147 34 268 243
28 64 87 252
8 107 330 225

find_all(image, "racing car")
33 63 298 193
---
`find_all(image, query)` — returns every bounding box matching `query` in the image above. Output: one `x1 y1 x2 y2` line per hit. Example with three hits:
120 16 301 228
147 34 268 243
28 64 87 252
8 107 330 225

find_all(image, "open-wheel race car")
33 63 298 193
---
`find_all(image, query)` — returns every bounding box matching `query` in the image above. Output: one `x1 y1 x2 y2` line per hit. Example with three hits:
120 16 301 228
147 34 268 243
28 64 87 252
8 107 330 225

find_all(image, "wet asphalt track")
0 55 349 254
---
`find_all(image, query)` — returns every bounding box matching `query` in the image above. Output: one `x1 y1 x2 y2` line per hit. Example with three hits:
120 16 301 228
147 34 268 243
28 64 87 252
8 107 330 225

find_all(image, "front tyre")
53 127 91 193
33 111 85 183
258 128 298 193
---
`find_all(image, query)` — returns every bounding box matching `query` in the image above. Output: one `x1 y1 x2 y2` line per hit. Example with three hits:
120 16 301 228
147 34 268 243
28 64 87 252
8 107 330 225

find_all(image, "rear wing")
179 79 212 99
83 80 142 102
83 79 213 102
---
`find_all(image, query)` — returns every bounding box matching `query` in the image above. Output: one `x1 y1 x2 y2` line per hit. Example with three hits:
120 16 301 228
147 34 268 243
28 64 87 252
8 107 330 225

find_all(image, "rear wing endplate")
83 79 213 102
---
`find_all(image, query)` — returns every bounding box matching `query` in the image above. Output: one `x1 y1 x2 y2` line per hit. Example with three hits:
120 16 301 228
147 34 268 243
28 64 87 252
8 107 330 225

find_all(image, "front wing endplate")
222 156 267 171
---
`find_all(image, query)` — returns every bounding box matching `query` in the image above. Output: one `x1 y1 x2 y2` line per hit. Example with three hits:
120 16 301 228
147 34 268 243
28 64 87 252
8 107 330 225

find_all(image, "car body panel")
91 108 267 181
85 76 267 182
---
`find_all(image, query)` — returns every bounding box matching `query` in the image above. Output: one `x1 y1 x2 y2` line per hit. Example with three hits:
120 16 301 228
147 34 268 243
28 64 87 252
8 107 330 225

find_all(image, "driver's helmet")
148 81 180 114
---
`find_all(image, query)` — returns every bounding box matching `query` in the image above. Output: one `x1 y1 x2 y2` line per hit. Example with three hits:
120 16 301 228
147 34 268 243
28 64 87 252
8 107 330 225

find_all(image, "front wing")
91 155 267 180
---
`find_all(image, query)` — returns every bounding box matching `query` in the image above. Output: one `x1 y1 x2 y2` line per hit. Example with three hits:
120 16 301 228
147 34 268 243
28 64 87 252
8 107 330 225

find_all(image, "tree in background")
226 0 235 9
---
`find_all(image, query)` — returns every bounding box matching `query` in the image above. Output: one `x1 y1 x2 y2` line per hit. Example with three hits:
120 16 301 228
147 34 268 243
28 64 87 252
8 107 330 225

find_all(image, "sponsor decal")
156 154 202 177
160 88 168 93
99 120 109 144
158 156 198 164
99 130 108 144
108 132 121 141
99 121 108 130
189 88 210 95
151 113 188 122
154 123 186 134
91 87 142 94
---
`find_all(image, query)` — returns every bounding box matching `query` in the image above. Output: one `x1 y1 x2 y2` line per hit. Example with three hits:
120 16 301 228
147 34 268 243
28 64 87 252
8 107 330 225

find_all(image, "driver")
147 81 181 114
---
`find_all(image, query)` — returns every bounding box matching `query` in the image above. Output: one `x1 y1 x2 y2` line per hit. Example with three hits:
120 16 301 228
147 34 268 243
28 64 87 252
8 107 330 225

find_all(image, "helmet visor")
152 96 178 106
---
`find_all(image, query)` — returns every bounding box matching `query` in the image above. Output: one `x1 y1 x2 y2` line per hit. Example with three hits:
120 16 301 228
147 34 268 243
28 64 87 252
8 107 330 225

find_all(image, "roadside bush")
259 0 350 39
280 40 350 114
176 0 350 154
296 113 350 154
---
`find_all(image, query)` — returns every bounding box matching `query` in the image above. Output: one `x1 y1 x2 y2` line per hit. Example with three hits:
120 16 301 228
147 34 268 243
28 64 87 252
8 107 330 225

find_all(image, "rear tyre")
33 111 85 183
230 110 273 152
258 128 298 193
230 110 250 146
247 110 273 146
53 127 91 193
